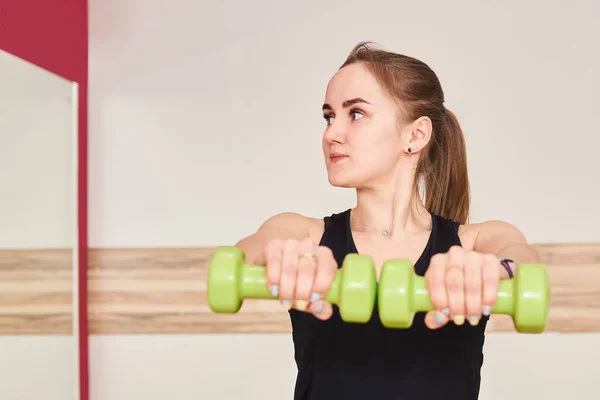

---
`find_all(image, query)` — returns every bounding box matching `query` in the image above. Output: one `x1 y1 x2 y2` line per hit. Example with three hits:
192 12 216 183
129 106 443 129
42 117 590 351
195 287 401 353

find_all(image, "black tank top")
289 209 488 400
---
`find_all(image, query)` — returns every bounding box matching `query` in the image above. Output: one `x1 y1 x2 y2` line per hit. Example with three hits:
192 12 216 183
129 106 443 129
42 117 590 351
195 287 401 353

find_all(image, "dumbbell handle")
234 263 342 303
241 264 515 312
233 264 519 313
404 276 517 314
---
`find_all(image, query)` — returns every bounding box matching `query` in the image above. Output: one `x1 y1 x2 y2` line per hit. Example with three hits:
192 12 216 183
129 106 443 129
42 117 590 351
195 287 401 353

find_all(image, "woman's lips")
330 153 348 163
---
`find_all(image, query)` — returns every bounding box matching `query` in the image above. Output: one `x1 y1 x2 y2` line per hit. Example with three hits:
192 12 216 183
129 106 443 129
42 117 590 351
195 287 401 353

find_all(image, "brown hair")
340 42 470 224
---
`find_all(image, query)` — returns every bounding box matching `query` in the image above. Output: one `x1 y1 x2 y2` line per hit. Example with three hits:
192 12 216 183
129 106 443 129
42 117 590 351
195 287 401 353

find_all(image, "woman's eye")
350 109 364 121
323 114 335 125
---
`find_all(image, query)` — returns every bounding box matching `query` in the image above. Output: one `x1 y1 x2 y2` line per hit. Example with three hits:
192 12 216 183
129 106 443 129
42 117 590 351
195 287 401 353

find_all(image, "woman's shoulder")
235 212 325 264
259 211 323 229
457 219 526 252
258 212 325 242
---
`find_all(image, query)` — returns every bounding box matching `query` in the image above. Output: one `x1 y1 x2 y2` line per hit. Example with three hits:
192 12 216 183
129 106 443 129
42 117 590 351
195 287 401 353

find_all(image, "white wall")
87 0 600 399
0 51 76 399
0 337 75 400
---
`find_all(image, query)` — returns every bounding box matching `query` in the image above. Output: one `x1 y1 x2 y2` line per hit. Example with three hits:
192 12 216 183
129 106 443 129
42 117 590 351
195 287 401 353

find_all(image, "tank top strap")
431 214 463 253
407 213 463 276
319 209 353 267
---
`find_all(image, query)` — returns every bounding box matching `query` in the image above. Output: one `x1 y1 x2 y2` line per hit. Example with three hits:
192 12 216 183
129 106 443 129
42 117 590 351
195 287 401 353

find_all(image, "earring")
407 146 419 155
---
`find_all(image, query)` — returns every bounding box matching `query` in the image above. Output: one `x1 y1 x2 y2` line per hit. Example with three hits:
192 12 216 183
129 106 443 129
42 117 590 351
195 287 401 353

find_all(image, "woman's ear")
414 116 433 144
405 116 433 154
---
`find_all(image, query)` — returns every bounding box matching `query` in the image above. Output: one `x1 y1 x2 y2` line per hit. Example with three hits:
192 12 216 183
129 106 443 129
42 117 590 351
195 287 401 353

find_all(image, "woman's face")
322 62 408 189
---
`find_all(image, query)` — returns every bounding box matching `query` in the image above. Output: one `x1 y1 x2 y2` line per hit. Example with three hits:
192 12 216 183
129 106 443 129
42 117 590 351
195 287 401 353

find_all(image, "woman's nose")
323 123 346 144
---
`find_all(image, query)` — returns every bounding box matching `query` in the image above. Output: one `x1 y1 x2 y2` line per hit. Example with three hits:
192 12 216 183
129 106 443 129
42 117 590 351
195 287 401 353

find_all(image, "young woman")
236 42 540 400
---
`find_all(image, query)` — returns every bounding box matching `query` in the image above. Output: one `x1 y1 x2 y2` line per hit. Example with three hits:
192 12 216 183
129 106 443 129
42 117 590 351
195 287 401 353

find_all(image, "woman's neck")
351 181 431 240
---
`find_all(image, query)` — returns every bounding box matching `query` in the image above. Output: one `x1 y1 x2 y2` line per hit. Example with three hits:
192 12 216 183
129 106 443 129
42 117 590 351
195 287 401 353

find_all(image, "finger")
446 267 465 325
294 238 317 311
464 252 483 326
264 239 284 297
425 253 450 318
481 255 501 317
445 246 466 325
424 310 450 330
309 300 333 320
310 246 338 304
279 239 299 310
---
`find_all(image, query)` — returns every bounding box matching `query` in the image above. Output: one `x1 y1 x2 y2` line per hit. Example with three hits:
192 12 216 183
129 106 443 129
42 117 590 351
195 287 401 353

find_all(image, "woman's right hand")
263 238 338 320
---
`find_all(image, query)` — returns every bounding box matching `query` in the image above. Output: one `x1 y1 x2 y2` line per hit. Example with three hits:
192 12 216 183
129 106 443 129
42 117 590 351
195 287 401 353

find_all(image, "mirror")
0 50 79 400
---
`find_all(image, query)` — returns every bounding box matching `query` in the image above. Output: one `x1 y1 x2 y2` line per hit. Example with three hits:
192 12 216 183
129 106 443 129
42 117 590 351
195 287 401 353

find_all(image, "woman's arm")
466 220 541 278
235 212 322 265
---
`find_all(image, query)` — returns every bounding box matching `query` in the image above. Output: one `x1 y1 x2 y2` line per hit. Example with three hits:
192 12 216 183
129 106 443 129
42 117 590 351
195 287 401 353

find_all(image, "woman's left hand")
423 245 502 329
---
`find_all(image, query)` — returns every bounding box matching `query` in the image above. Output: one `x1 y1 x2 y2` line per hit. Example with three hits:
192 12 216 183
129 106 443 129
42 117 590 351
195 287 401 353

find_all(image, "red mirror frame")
0 2 89 400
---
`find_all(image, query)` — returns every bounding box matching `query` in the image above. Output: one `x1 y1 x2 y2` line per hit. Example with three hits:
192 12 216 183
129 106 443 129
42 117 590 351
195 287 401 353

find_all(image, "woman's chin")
327 173 356 189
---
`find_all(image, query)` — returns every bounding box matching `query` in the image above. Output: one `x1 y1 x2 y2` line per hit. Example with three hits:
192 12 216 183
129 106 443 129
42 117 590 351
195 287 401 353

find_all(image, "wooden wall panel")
87 248 290 334
2 244 599 334
0 249 73 334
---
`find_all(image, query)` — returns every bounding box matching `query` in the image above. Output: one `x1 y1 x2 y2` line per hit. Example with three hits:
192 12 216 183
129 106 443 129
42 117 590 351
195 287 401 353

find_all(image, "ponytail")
417 108 470 224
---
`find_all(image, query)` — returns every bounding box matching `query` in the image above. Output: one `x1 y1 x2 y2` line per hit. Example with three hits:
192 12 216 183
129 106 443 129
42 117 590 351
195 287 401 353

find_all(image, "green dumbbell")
377 259 550 333
207 246 378 323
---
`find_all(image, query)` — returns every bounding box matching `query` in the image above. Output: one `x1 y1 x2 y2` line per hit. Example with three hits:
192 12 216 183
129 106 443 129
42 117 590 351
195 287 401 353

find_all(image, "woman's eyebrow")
322 97 372 111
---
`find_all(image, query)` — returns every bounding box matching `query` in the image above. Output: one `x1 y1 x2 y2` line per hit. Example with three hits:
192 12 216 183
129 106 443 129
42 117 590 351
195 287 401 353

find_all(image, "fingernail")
441 308 450 317
482 305 492 316
281 300 291 310
453 315 465 325
309 292 321 304
313 302 324 313
270 285 279 297
469 316 480 326
295 300 308 311
434 312 446 325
